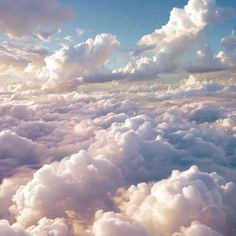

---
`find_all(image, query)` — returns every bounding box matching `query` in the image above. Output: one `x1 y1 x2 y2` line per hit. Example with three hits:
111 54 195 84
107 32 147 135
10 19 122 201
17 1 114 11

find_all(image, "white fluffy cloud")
0 75 235 235
115 0 234 80
0 218 70 236
91 211 149 236
114 166 236 236
0 221 29 236
27 218 70 236
42 33 120 90
137 0 232 54
11 150 124 227
113 54 176 80
0 171 33 219
173 221 223 236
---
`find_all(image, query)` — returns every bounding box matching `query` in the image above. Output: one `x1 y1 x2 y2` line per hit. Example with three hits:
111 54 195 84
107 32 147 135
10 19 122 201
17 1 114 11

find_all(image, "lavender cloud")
0 0 74 39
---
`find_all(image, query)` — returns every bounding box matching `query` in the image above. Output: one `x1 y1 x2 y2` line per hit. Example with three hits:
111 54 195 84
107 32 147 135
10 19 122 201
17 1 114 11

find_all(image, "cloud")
0 0 74 39
173 221 224 236
114 166 236 236
185 44 230 73
114 0 234 81
0 0 235 234
0 171 33 219
91 211 149 236
189 105 222 124
0 41 51 79
113 54 176 81
11 150 124 227
221 31 236 52
76 28 86 36
0 0 234 86
0 0 234 85
138 0 228 49
64 35 74 42
0 218 70 236
0 75 235 234
15 121 54 141
42 33 120 90
163 74 225 98
0 221 29 236
27 218 70 236
0 46 29 75
0 130 45 179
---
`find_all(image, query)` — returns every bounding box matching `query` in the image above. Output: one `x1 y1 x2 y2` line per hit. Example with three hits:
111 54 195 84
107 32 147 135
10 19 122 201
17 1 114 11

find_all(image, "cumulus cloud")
0 74 235 234
0 0 74 39
11 150 124 227
0 218 70 236
138 0 228 49
113 54 176 80
42 33 120 90
0 171 33 219
173 221 223 236
114 0 234 81
114 166 236 236
27 218 70 236
0 220 29 236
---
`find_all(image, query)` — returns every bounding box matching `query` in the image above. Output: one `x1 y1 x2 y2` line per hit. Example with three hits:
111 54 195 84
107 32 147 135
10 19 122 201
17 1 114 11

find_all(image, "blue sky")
61 0 236 49
63 0 187 46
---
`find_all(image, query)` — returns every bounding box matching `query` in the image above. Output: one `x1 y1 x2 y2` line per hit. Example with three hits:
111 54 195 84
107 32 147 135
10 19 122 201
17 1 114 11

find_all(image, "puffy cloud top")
138 0 223 49
115 166 236 235
43 33 120 89
0 76 235 235
12 150 124 227
114 0 233 81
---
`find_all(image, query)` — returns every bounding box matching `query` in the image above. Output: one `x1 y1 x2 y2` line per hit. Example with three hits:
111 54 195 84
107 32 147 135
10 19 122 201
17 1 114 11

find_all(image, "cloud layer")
0 74 235 235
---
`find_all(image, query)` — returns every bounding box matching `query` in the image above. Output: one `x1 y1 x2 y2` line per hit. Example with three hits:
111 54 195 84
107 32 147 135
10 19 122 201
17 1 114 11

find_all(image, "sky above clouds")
0 0 236 235
62 0 236 47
